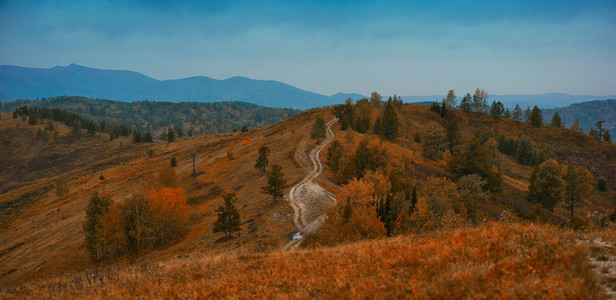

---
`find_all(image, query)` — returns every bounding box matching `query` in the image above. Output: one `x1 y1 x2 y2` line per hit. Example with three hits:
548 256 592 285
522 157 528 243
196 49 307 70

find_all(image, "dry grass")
0 222 604 299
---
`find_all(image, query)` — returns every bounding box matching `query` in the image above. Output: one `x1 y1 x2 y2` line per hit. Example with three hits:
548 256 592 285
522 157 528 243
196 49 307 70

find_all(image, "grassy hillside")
1 101 615 297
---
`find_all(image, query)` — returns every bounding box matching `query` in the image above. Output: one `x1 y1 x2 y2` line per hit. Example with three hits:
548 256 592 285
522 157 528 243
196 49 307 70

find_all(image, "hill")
1 101 615 297
406 93 616 109
0 64 364 109
543 99 616 132
0 96 299 137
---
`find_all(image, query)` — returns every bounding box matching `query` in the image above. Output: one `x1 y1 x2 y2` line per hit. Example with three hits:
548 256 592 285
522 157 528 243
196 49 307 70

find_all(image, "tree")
213 193 241 238
177 128 183 138
83 191 113 260
377 100 399 140
447 137 502 193
512 104 523 121
119 193 153 255
529 105 543 127
143 131 153 142
95 203 124 260
456 174 489 223
241 125 249 132
459 93 472 112
157 165 177 188
524 106 532 123
440 99 447 118
255 145 270 172
133 131 142 143
262 164 286 202
311 117 326 139
170 157 177 167
167 127 175 143
370 92 382 105
503 108 511 119
472 88 488 113
571 119 581 131
421 121 447 160
489 101 504 119
589 128 598 138
528 159 565 211
564 166 593 219
597 177 608 192
148 187 189 244
604 130 611 142
71 120 82 137
595 120 606 147
188 128 194 136
444 89 457 107
159 129 167 141
550 113 562 127
325 140 343 173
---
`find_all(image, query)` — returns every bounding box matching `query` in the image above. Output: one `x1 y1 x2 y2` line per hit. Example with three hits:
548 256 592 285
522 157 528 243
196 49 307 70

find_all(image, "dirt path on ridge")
282 118 337 252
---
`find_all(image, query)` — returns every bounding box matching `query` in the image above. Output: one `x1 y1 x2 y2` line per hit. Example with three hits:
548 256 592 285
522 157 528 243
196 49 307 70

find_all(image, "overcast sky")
1 0 615 96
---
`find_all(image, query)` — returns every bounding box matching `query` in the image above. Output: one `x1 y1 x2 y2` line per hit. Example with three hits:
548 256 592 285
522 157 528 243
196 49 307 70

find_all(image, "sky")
1 0 615 96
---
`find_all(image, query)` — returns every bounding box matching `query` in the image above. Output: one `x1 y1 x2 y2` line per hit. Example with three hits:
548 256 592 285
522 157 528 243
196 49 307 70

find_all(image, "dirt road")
282 118 337 252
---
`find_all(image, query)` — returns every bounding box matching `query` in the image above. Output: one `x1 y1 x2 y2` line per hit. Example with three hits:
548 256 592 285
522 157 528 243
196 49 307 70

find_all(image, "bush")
597 177 607 192
566 217 592 231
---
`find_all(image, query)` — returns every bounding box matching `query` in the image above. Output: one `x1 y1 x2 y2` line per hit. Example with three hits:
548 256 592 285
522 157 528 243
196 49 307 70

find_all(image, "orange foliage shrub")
148 187 190 244
241 136 250 146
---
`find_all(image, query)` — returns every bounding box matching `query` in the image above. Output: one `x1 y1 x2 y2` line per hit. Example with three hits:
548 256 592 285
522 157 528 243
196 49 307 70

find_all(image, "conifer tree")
170 157 177 167
524 106 532 123
604 129 611 142
213 193 241 238
177 128 183 138
133 131 142 143
143 131 153 142
550 113 562 127
489 101 504 119
512 104 523 121
167 127 175 143
529 105 543 127
255 145 270 172
503 108 511 119
326 140 343 173
311 117 326 139
459 93 472 112
262 164 286 202
379 100 399 141
422 121 447 160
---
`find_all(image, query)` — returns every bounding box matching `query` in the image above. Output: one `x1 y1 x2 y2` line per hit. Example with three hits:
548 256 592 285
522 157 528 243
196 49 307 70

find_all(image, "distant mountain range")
1 64 614 110
542 99 616 132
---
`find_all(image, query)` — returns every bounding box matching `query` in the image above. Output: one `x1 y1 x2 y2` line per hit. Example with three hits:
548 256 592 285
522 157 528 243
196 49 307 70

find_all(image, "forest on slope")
0 96 299 137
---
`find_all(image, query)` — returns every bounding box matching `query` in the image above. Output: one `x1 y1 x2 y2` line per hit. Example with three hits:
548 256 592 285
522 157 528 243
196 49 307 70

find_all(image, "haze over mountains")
1 64 614 110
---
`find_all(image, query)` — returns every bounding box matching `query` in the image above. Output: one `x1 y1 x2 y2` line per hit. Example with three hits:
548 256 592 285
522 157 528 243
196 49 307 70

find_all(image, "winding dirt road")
282 118 337 252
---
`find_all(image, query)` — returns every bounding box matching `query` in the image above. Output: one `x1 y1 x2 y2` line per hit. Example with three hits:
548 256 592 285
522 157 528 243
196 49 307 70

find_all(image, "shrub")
597 177 607 192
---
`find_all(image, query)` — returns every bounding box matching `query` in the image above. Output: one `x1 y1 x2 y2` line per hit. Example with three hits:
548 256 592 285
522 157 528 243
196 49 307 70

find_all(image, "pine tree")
489 101 504 119
379 100 399 141
589 128 598 138
326 140 343 173
550 113 562 127
255 145 270 172
133 131 142 143
167 127 175 143
503 108 511 119
213 193 241 238
83 191 113 260
241 125 249 132
177 128 183 138
524 106 532 123
262 164 286 202
604 130 611 142
528 159 564 211
170 157 177 167
459 93 472 112
512 104 523 121
440 99 447 117
529 105 542 127
143 131 153 142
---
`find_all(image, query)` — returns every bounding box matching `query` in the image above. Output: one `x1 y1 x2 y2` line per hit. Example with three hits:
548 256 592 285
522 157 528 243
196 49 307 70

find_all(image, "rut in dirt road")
282 118 337 252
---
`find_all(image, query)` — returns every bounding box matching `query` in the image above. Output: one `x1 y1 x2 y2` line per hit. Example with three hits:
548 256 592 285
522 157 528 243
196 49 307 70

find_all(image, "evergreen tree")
254 145 270 172
503 108 511 119
326 140 343 173
159 129 167 141
143 131 153 142
440 99 447 117
595 120 606 147
459 93 472 112
72 120 82 137
379 100 399 141
489 101 504 119
447 137 502 193
83 191 113 260
188 128 194 136
262 164 286 202
120 193 153 255
241 125 249 132
604 129 611 142
444 89 457 107
177 128 183 138
524 106 532 123
550 113 562 127
597 177 608 192
311 117 327 139
133 131 142 143
213 193 241 238
529 105 542 127
170 157 177 167
512 104 523 121
167 127 175 143
589 127 598 138
528 159 564 211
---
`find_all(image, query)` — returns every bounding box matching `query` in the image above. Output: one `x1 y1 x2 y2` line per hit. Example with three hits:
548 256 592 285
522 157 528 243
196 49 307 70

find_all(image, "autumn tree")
352 99 371 133
255 145 270 172
447 137 502 193
344 138 388 181
459 93 472 112
512 104 523 121
421 121 447 160
148 187 189 244
157 165 177 188
444 89 457 107
456 174 489 223
527 159 565 211
120 193 153 255
550 113 562 127
370 92 382 105
375 99 399 140
84 191 113 260
311 117 327 139
529 105 543 127
262 164 286 202
213 192 241 238
571 119 581 131
95 203 124 260
325 140 343 173
563 166 593 219
472 88 488 113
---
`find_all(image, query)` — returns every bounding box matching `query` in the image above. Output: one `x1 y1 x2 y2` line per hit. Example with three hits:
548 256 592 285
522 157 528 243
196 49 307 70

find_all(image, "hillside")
0 64 362 109
406 93 616 109
543 99 616 132
0 96 299 137
1 102 615 297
